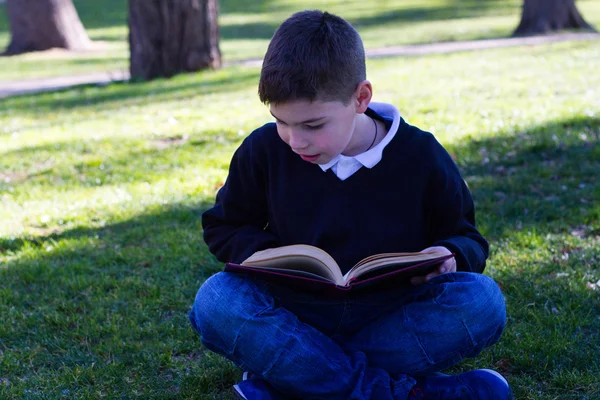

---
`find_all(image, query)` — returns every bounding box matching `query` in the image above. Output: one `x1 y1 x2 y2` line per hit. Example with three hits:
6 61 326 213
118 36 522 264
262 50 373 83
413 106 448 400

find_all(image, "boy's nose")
288 131 308 150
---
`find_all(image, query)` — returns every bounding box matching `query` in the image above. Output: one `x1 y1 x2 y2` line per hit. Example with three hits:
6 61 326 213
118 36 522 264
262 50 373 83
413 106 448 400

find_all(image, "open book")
224 245 454 292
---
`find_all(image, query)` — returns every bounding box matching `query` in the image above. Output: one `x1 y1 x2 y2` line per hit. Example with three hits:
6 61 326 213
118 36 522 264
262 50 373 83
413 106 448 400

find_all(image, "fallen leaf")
494 358 512 372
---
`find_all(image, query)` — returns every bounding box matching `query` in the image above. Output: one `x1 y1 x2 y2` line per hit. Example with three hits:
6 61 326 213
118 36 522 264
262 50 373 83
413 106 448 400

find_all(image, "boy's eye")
305 124 324 130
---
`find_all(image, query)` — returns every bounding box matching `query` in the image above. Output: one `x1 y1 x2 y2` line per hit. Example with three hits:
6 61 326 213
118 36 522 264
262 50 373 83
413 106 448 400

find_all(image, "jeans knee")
188 272 274 353
462 273 507 348
189 273 224 336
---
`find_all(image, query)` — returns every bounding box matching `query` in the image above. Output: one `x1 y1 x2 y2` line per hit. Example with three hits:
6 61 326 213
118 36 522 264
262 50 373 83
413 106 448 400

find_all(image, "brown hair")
258 10 366 105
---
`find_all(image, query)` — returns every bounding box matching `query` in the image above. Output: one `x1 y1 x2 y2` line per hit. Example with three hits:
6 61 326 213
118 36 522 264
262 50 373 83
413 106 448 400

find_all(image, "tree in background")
129 0 221 81
4 0 91 55
513 0 597 36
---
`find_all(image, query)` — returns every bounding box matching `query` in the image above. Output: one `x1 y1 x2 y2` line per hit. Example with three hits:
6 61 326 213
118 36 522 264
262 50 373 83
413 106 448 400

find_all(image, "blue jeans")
189 271 506 400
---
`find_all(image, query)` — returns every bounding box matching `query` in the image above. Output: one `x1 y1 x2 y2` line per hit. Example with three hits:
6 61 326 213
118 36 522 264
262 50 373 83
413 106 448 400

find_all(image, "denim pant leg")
342 272 507 376
188 272 414 400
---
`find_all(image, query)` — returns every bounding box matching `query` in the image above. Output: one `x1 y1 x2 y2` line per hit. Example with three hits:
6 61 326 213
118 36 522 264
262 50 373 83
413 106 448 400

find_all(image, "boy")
189 10 510 400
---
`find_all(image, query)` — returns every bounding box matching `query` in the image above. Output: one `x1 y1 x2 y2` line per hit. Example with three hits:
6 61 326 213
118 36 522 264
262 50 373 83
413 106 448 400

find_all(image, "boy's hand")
410 246 456 285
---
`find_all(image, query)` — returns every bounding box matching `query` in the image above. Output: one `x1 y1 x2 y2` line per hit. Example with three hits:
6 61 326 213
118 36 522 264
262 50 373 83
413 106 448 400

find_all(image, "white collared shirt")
319 102 401 181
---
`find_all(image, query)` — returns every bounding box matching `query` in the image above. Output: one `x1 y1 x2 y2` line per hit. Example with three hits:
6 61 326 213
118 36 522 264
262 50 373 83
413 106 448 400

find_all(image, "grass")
1 0 600 80
1 33 600 400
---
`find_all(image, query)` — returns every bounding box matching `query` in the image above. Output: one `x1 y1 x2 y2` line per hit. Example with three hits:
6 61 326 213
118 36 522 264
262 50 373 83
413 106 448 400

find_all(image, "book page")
242 245 345 285
238 264 334 282
343 250 448 282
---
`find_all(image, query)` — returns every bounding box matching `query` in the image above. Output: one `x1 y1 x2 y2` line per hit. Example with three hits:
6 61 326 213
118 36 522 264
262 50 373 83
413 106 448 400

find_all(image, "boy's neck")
342 112 386 157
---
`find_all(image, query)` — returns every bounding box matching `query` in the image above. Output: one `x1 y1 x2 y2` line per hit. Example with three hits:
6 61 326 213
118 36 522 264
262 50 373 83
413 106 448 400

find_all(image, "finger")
438 261 452 274
411 275 428 285
424 270 442 282
412 266 446 285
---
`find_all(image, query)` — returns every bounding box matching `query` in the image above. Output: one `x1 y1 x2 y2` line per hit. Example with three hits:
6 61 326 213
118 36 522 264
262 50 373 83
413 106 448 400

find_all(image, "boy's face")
270 98 363 164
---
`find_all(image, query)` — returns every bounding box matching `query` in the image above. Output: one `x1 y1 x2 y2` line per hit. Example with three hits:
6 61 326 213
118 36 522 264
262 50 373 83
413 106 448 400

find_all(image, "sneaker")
232 372 288 400
409 369 513 399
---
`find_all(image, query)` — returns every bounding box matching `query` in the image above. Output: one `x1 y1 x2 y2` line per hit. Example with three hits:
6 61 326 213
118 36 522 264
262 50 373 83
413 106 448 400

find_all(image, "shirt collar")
319 154 340 172
319 102 401 172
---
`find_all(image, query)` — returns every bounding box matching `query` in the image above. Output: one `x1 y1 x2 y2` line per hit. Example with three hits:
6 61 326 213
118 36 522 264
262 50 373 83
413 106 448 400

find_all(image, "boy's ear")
354 80 373 113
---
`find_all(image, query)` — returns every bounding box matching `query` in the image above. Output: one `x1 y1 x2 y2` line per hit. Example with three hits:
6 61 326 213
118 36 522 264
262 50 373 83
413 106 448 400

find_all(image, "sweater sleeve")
202 132 280 264
425 137 489 273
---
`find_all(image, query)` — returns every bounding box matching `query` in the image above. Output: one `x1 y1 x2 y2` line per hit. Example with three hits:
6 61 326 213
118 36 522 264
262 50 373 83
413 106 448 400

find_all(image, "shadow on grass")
351 0 517 29
443 116 599 241
220 21 280 41
0 67 260 114
218 0 519 41
72 0 128 30
67 57 127 66
220 0 280 14
0 202 241 397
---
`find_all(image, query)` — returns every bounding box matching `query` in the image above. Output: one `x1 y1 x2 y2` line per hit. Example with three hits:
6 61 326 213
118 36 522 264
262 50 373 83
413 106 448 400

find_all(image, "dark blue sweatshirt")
202 109 489 274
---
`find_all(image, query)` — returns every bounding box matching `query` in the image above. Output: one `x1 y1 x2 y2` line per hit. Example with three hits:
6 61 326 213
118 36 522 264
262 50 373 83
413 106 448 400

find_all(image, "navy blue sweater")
202 112 489 274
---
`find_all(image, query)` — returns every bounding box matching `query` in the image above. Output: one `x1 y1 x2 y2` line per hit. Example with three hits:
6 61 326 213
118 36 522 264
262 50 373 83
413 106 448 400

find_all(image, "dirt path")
0 32 598 99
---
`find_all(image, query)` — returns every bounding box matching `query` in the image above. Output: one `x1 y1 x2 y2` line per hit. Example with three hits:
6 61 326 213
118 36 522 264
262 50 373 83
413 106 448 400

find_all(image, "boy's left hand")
410 246 456 285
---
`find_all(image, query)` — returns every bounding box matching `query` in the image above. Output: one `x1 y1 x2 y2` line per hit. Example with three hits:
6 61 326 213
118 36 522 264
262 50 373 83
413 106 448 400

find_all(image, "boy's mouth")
299 154 319 162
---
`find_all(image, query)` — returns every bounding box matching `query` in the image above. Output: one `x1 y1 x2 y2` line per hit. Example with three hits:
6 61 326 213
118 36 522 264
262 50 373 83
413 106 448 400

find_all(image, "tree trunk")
513 0 597 36
129 0 221 81
4 0 91 55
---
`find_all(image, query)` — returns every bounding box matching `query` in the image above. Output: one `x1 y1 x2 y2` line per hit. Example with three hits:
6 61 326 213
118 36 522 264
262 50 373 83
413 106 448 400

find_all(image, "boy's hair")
259 10 366 105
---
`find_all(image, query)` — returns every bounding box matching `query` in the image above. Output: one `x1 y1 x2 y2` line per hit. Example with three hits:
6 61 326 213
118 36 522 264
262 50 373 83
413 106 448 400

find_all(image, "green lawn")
1 37 599 398
1 0 600 80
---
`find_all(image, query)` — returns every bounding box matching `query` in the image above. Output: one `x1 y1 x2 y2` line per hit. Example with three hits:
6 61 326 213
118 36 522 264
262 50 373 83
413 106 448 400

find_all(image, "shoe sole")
479 369 514 400
231 372 251 399
232 384 247 400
